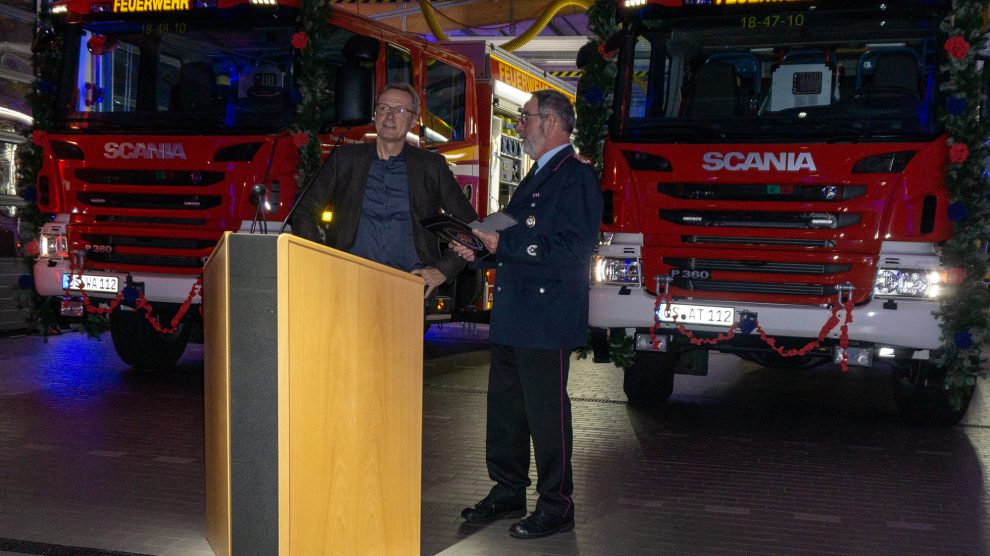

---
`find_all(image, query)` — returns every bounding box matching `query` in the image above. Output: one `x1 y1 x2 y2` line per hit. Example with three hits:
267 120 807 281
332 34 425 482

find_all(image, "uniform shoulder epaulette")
552 152 593 171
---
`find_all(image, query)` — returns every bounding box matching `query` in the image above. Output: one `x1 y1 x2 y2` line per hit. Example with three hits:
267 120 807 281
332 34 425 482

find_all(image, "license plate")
657 303 734 327
62 273 120 294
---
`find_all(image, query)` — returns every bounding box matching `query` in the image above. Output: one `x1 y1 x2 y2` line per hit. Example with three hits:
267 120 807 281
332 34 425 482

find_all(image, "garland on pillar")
572 0 629 366
15 21 62 336
936 1 990 404
573 0 618 173
289 0 334 190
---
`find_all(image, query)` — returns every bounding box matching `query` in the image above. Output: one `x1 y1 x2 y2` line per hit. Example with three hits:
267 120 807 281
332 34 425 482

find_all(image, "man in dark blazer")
291 82 477 296
452 89 603 539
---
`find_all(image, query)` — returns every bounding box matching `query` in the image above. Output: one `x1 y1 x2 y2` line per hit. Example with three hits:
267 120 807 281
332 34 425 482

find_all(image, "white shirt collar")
534 143 570 175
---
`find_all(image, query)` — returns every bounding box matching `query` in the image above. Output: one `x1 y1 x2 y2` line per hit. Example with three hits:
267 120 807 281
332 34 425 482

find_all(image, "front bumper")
34 258 202 305
589 283 941 352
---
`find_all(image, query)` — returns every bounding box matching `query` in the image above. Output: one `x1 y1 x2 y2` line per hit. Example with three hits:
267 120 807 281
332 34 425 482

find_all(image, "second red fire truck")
589 0 983 426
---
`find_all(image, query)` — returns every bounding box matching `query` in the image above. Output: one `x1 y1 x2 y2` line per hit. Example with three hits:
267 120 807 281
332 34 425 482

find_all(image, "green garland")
574 0 628 366
936 1 990 402
17 21 63 336
290 1 334 189
574 0 618 174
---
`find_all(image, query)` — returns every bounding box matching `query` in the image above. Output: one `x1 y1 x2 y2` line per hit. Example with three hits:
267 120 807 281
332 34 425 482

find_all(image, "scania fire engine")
589 0 981 426
31 0 572 369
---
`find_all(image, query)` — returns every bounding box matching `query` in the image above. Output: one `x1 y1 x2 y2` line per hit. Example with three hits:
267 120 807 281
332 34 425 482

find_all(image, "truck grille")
658 182 865 202
74 229 221 273
78 192 223 210
643 177 882 305
85 252 204 268
94 216 208 226
683 236 836 248
661 210 861 229
673 279 833 297
75 169 223 186
665 258 852 275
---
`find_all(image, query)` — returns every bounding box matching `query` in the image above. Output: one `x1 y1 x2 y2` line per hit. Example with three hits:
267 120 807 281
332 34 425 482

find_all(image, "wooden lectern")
203 232 423 555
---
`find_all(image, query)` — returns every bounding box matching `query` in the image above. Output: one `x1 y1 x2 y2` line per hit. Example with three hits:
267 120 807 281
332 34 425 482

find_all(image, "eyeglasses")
375 103 416 118
519 112 546 124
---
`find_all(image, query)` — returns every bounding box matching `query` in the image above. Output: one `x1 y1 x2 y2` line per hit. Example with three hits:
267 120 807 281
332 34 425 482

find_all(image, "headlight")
593 256 640 285
40 232 68 258
873 268 944 298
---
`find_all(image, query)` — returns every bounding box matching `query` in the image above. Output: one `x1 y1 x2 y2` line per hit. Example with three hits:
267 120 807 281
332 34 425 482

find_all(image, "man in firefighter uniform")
452 89 602 539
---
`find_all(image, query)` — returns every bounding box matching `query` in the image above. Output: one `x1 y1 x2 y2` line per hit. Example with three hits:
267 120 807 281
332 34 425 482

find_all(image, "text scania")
702 151 816 172
104 142 187 160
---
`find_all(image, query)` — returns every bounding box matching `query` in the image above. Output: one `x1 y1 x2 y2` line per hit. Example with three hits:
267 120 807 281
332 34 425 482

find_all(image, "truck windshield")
55 16 352 134
617 6 946 143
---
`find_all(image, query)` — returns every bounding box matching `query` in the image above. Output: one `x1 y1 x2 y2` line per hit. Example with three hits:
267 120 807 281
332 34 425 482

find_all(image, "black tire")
623 351 676 406
891 359 973 427
110 309 191 370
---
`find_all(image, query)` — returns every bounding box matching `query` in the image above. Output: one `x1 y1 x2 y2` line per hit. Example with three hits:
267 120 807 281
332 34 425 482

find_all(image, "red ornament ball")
292 131 310 148
291 32 310 50
945 35 971 59
949 142 969 164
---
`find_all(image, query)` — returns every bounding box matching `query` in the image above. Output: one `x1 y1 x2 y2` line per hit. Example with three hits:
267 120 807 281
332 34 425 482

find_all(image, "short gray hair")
379 82 420 114
532 89 576 134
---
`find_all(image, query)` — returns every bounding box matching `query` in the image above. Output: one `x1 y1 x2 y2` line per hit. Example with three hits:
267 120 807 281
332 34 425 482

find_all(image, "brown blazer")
291 142 478 281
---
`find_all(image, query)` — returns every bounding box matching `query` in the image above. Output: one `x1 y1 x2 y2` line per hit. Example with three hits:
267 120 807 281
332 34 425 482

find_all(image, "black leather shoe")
508 511 574 539
461 497 527 524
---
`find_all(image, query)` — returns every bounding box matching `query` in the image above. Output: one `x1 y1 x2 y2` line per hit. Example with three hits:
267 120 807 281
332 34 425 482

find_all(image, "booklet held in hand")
420 211 517 259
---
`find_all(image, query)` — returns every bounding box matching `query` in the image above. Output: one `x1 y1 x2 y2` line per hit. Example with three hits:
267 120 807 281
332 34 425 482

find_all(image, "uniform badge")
526 215 536 228
526 245 538 256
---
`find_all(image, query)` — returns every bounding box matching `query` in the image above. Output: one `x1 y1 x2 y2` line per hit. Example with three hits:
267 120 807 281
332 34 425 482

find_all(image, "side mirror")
602 30 626 54
575 41 598 70
342 35 380 63
330 35 378 128
576 30 625 69
334 69 373 128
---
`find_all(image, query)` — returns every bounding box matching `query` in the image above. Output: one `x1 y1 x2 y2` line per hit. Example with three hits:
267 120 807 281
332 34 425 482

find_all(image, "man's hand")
473 229 499 254
410 266 446 299
449 240 476 262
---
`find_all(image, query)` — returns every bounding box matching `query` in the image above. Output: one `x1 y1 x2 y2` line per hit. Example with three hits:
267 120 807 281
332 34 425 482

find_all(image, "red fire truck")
30 0 573 368
589 0 979 425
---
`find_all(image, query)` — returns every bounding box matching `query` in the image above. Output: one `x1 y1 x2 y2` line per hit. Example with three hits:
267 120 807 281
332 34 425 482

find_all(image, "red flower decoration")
944 35 970 59
949 142 969 164
292 131 310 148
596 41 617 60
25 239 40 257
291 32 309 50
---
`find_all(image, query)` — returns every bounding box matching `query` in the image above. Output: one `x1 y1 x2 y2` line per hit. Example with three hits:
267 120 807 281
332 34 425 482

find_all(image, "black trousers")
485 343 574 518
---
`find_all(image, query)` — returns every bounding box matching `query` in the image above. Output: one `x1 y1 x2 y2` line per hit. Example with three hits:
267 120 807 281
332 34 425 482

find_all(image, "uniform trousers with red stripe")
485 343 574 519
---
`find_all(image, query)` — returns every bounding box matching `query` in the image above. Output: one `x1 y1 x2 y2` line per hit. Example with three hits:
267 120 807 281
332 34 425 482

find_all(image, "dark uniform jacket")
487 145 602 349
291 142 478 281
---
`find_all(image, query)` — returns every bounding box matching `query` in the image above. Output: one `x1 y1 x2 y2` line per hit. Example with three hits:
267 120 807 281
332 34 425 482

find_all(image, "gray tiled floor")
2 325 990 555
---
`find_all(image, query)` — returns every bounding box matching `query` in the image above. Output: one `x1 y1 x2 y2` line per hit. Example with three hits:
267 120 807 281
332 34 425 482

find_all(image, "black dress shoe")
461 497 527 524
508 510 574 539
